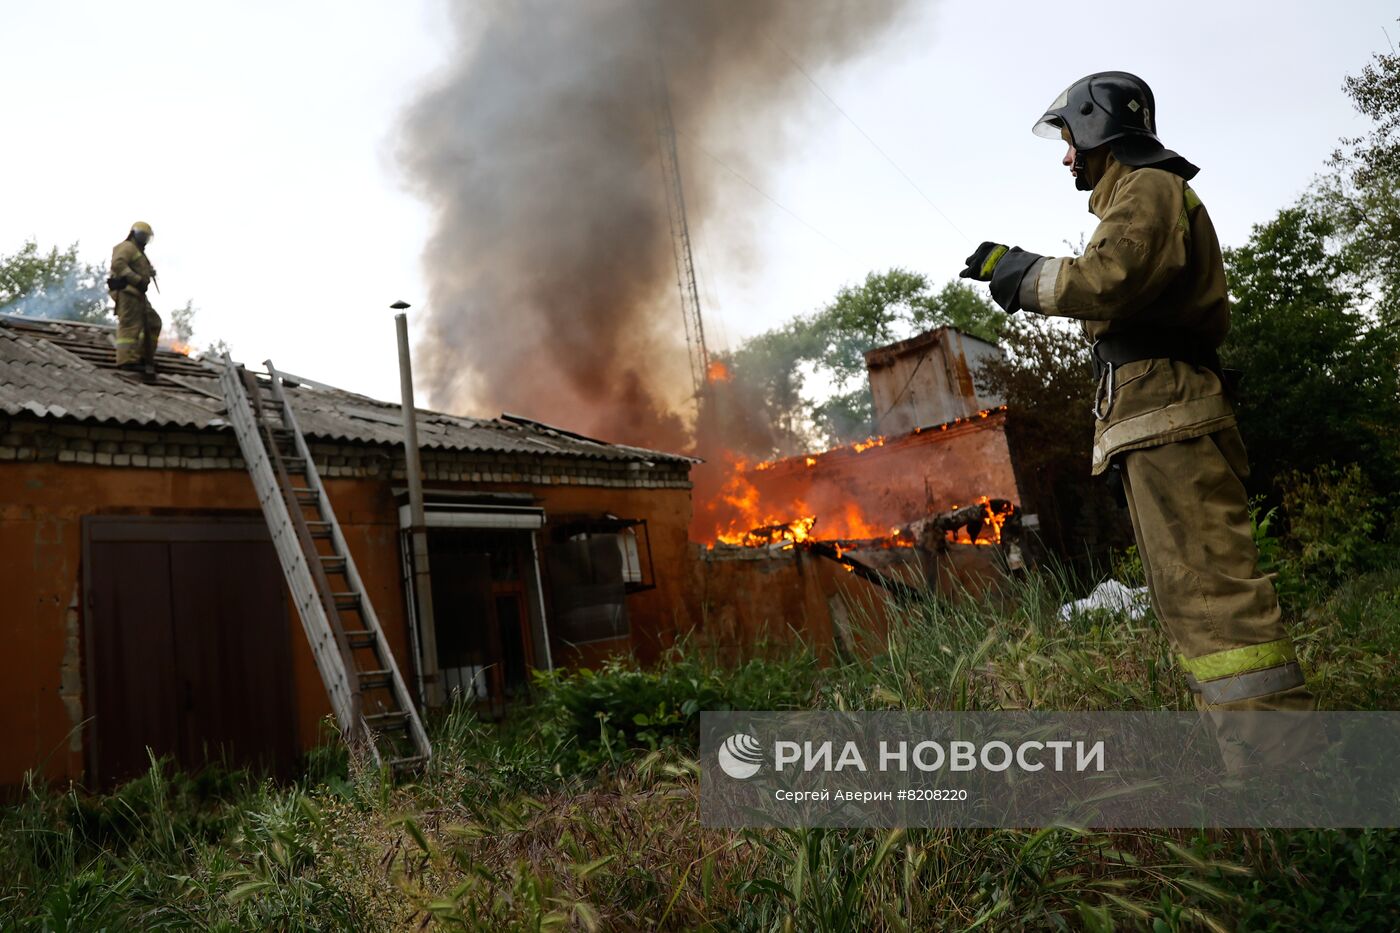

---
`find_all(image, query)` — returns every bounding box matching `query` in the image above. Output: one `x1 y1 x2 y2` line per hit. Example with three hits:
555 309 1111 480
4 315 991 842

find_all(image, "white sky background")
0 1 1393 413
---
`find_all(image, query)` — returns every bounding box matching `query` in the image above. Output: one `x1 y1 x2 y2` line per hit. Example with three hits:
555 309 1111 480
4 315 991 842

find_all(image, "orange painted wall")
0 460 694 789
0 463 282 788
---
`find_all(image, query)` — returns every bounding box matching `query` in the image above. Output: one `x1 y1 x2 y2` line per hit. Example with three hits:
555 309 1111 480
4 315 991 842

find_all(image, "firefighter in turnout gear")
109 221 162 378
960 72 1322 769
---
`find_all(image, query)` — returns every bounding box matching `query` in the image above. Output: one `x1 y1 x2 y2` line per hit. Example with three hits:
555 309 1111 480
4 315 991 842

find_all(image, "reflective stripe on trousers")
1180 639 1306 704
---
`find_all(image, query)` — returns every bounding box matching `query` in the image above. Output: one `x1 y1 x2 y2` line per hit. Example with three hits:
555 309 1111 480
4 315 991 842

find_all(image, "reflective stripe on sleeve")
1037 257 1062 314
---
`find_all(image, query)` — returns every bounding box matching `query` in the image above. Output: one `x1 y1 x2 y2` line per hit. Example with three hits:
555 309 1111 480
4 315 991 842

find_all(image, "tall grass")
4 561 1400 930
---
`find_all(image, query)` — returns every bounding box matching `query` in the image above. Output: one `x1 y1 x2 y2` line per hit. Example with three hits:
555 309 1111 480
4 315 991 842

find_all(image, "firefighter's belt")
1090 329 1223 380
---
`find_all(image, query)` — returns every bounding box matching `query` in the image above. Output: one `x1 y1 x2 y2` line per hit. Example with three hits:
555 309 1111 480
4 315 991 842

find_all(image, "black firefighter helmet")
1033 71 1198 189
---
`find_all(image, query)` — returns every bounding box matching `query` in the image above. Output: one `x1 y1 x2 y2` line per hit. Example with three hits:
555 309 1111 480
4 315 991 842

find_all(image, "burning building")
686 326 1030 653
0 315 696 790
0 308 1031 790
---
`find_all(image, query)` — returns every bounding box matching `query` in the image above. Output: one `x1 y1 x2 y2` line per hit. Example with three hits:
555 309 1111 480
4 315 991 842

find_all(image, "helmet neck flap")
1036 72 1198 187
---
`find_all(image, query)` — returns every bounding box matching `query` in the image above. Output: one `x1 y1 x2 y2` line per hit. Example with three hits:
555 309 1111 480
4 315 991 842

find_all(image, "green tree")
1323 49 1400 316
710 270 1007 456
1221 203 1400 498
0 240 111 324
975 317 1132 560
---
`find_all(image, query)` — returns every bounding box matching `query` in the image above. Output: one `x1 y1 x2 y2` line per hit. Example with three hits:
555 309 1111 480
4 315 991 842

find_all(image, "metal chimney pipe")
395 306 443 708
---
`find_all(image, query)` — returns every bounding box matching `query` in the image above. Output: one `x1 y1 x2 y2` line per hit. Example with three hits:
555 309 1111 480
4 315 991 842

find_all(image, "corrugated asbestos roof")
0 315 696 465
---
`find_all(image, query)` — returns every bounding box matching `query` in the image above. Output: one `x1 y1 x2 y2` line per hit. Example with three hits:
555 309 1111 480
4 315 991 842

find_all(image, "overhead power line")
675 127 851 255
761 29 972 245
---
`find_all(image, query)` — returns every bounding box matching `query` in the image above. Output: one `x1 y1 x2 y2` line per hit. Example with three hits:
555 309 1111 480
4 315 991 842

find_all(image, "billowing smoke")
400 0 913 451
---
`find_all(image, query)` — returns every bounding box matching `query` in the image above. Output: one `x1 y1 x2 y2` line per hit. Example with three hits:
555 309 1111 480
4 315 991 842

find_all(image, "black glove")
961 242 1045 314
959 241 1009 282
988 247 1043 313
106 275 126 291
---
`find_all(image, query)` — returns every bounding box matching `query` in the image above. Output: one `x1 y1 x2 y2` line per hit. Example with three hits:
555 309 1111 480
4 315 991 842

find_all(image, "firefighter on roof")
960 72 1322 768
109 220 162 378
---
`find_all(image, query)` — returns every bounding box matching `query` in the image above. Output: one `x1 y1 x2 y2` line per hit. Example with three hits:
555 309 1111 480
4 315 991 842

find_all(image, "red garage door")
83 516 298 787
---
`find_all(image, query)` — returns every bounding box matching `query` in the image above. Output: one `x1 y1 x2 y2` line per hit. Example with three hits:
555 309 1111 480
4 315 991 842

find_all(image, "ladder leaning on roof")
217 354 431 773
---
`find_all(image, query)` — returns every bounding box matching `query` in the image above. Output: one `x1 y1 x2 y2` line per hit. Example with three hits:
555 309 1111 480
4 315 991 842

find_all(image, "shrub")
532 648 820 771
1280 463 1385 586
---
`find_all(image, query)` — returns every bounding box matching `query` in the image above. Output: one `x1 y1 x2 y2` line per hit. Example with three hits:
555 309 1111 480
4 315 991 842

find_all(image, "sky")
0 0 1393 411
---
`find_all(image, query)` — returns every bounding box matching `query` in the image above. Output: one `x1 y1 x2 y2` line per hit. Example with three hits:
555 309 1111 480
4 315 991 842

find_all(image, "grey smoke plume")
401 0 912 451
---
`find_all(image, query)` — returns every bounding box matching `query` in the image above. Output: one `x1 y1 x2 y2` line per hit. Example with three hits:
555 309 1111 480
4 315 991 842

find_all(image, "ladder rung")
293 488 319 504
358 669 393 690
320 555 347 573
345 629 377 648
365 709 408 727
386 755 427 772
333 592 361 611
306 521 333 538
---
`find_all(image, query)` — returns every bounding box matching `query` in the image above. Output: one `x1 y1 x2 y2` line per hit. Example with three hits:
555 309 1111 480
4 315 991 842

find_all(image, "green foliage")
1335 50 1400 189
1330 45 1400 289
216 789 364 929
1222 202 1400 498
1233 829 1400 931
1302 567 1400 709
711 271 1006 456
531 648 819 771
1280 463 1385 586
417 856 604 931
1111 544 1145 589
733 828 907 932
0 239 111 324
1250 499 1305 611
6 563 1400 929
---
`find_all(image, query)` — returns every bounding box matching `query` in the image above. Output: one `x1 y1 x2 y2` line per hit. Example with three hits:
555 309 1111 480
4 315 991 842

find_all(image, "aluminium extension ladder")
218 355 431 772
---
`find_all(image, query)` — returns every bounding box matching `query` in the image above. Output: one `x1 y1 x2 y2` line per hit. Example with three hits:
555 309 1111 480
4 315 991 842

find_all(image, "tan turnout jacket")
110 239 154 298
1029 155 1236 474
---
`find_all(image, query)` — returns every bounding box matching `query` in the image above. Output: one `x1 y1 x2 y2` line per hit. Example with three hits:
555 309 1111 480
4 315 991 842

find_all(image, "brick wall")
0 416 692 489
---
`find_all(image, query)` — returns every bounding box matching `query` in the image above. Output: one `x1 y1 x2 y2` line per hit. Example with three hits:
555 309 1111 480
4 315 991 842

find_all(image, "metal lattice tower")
653 62 710 397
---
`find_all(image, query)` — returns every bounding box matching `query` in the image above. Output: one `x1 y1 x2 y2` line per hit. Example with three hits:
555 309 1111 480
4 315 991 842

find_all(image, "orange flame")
706 359 732 383
711 454 817 545
696 405 1015 552
945 496 1013 546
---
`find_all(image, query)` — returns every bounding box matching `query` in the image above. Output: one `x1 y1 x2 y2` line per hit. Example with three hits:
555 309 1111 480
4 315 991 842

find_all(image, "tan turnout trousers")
1121 426 1323 767
114 291 161 367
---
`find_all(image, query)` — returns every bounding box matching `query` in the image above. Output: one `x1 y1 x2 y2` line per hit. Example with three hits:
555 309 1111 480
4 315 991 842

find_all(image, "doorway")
83 516 298 787
426 528 538 710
